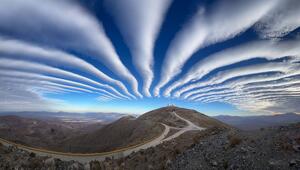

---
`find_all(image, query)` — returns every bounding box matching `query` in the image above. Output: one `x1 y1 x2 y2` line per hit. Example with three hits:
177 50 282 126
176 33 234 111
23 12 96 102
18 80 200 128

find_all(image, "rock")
268 159 283 167
240 147 247 153
70 162 83 170
211 160 218 166
165 159 171 166
45 157 55 167
293 144 300 152
147 164 154 170
83 163 90 170
289 159 297 167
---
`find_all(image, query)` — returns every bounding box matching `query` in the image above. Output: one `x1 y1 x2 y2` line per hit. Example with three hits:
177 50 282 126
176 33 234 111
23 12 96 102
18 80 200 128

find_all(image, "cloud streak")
255 0 300 39
154 0 279 96
105 0 172 97
0 0 141 98
0 0 299 114
167 39 300 97
0 58 131 100
177 61 300 98
0 38 133 99
0 70 125 100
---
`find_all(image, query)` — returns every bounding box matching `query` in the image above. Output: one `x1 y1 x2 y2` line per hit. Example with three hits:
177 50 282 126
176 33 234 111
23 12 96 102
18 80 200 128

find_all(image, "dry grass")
228 134 242 148
90 160 101 170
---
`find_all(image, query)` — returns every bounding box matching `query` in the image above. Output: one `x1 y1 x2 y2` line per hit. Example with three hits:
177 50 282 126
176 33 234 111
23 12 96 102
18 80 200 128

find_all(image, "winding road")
0 111 205 163
162 111 205 142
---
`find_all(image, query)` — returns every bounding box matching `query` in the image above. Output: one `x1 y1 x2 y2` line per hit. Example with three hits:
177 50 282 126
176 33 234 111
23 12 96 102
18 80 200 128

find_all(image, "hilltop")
0 106 229 154
59 106 229 153
0 106 231 169
139 106 229 129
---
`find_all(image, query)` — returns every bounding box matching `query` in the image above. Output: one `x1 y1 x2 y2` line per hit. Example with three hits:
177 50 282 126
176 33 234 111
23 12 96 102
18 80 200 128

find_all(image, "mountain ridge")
214 112 300 130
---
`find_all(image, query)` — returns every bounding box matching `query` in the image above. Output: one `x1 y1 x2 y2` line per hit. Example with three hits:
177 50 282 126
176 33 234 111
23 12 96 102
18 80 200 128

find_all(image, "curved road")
162 111 205 142
0 111 205 163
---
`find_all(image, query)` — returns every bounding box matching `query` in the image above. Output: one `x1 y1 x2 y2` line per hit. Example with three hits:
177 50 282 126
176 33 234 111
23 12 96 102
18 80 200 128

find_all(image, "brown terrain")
1 106 299 169
0 106 228 154
60 115 164 153
60 106 224 153
0 106 231 169
0 115 106 150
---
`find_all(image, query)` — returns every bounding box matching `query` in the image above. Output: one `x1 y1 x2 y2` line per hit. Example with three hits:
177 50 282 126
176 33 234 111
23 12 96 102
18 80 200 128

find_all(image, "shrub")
90 160 101 170
223 160 229 169
228 135 242 148
174 148 181 154
29 152 36 158
29 159 42 169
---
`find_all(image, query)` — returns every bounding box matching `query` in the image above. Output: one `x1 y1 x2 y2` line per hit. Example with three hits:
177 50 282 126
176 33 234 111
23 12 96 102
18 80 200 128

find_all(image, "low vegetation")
228 133 242 148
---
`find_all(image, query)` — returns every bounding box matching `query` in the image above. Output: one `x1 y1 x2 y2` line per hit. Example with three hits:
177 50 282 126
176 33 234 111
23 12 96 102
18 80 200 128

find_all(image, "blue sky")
0 0 300 115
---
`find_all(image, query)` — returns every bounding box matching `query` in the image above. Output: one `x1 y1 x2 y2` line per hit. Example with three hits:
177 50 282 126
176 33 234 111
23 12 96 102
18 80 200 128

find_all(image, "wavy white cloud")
0 58 131 100
153 0 279 96
255 0 300 39
0 0 141 98
105 0 172 97
167 39 300 97
0 39 133 99
0 70 125 100
177 61 300 98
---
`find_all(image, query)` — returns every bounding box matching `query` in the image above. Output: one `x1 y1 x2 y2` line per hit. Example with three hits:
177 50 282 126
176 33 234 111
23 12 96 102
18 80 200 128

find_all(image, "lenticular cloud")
105 0 172 97
0 0 300 114
154 0 279 96
0 0 141 98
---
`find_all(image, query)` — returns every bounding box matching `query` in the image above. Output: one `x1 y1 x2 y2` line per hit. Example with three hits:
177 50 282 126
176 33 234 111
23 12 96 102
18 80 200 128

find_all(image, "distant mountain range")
2 111 299 131
214 113 300 130
0 111 126 123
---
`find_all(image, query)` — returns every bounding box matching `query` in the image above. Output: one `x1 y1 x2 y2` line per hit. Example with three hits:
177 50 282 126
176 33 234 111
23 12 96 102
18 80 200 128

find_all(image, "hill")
0 106 232 169
171 122 300 170
58 106 229 153
214 113 300 130
0 115 106 150
60 115 164 153
0 106 230 154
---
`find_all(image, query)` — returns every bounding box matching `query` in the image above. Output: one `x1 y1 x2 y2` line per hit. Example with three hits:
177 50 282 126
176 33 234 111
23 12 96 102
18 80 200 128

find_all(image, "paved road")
0 111 205 163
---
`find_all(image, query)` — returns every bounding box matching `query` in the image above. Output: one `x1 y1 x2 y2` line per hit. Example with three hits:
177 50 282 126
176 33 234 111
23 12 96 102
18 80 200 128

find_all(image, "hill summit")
60 106 230 153
0 106 229 154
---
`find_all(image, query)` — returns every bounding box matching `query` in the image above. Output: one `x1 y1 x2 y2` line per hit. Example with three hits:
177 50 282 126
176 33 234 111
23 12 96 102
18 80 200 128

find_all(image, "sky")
0 0 300 115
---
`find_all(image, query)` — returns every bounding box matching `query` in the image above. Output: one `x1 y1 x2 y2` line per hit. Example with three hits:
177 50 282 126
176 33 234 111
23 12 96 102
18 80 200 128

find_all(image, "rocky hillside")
1 107 299 170
170 123 300 170
74 106 231 169
0 106 234 169
0 143 90 169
